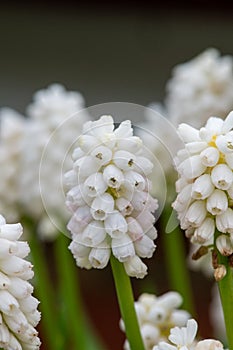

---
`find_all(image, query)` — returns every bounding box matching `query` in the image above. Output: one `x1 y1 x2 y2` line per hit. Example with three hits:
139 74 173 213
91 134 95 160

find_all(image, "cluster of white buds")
166 48 233 127
153 319 224 350
26 83 84 125
0 215 41 349
121 292 190 350
65 115 158 278
173 111 233 275
0 108 25 223
19 84 88 239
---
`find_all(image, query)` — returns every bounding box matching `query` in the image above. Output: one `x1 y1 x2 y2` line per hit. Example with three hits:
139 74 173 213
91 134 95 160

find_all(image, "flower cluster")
20 84 88 239
65 115 158 278
0 84 88 239
166 48 233 127
121 292 191 350
0 108 25 222
173 111 233 273
139 48 233 203
0 215 41 349
153 319 224 350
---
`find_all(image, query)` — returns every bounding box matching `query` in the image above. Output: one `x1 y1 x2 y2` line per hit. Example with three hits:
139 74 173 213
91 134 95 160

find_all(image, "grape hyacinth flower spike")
121 291 191 350
173 111 233 273
166 48 233 127
173 110 233 349
65 115 158 278
0 215 41 349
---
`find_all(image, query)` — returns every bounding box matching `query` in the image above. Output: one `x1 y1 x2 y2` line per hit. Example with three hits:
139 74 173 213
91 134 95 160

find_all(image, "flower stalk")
110 255 145 350
215 231 233 350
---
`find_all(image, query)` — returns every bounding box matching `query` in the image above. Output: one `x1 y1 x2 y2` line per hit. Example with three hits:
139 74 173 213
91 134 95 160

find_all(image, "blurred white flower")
27 83 84 126
153 319 224 350
121 291 191 350
136 106 181 202
195 339 224 350
19 84 89 239
173 111 233 273
0 108 25 223
0 214 41 349
166 48 233 127
65 115 158 278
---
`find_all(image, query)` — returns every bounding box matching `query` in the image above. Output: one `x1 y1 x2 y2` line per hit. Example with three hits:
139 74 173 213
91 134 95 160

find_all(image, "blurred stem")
23 217 64 350
110 255 145 350
160 206 195 316
54 233 106 350
215 231 233 350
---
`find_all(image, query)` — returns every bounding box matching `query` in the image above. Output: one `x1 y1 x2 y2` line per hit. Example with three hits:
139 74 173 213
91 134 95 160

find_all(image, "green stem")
110 255 145 350
25 219 64 350
54 233 106 350
216 243 233 349
160 206 195 316
217 263 233 349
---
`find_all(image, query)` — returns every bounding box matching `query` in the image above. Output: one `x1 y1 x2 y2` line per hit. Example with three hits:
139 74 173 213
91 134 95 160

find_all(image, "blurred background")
1 1 233 114
1 1 233 349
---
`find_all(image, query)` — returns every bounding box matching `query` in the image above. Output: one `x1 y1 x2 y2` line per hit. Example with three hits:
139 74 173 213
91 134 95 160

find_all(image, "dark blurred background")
1 1 233 115
1 1 233 349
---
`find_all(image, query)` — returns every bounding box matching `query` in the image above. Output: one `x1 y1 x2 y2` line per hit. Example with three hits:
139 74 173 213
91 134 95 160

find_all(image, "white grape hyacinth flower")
19 84 89 240
166 48 233 127
153 319 224 350
0 108 25 223
121 291 191 350
0 214 41 349
26 83 85 126
65 115 158 278
173 111 233 272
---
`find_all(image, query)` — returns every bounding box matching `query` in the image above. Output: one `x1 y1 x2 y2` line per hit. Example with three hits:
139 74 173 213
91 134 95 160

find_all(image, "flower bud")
123 256 147 279
216 132 233 154
206 189 228 215
191 174 214 199
200 146 219 167
112 234 135 262
84 173 108 197
178 155 206 179
214 264 227 281
192 217 214 244
216 234 233 256
103 164 124 188
184 201 207 227
216 208 233 234
211 164 233 190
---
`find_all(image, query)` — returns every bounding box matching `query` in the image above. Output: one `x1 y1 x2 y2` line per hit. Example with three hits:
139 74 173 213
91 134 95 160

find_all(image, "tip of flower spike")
222 110 233 133
83 115 113 133
114 120 133 138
